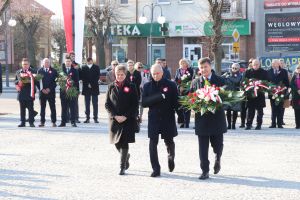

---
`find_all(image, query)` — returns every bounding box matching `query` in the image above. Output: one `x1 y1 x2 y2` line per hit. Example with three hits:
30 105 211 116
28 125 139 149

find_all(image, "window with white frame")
179 0 193 3
120 0 128 4
157 0 170 4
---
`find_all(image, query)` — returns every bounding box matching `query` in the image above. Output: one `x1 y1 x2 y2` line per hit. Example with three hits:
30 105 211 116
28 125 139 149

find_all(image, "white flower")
280 94 284 98
204 96 210 102
272 96 275 99
275 94 278 97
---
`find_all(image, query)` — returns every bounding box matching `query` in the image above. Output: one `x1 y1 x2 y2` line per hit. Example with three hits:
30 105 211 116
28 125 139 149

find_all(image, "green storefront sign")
85 23 168 37
110 23 168 37
204 20 251 36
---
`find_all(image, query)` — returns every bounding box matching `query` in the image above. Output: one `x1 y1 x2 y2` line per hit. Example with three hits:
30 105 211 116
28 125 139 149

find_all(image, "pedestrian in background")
290 64 300 129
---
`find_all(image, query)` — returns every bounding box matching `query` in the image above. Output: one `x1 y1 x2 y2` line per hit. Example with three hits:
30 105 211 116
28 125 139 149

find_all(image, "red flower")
190 98 196 103
188 92 193 97
177 79 182 84
216 87 220 90
124 86 130 93
163 87 168 93
193 92 197 97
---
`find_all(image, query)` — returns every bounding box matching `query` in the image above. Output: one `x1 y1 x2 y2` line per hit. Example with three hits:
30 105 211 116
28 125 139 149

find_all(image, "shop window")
120 0 128 4
112 37 128 63
157 0 170 4
148 38 165 64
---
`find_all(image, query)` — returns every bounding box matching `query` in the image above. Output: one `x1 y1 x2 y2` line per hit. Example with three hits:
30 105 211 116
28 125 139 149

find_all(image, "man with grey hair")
267 59 289 128
37 58 58 127
142 64 179 177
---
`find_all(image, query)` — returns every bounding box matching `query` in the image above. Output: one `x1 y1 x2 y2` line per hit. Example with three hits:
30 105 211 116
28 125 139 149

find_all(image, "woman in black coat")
105 64 139 175
126 60 142 99
290 65 300 129
174 58 194 128
224 63 243 129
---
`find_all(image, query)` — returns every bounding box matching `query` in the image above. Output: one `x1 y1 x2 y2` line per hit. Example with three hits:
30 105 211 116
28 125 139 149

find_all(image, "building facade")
86 0 255 75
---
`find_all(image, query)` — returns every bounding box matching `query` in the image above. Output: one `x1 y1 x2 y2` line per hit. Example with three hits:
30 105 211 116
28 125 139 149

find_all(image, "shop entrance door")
183 44 202 67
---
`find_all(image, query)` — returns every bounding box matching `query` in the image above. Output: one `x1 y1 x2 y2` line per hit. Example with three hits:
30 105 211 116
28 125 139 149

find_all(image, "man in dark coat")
244 59 269 130
190 57 227 180
37 58 58 127
79 57 100 123
142 64 179 177
126 60 142 99
267 59 289 128
15 58 37 127
59 56 79 127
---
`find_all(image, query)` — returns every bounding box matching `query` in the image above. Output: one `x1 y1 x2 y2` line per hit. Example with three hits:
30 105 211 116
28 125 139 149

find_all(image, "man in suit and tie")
37 58 58 127
267 59 289 128
79 57 100 123
190 57 227 180
59 56 79 127
15 58 37 127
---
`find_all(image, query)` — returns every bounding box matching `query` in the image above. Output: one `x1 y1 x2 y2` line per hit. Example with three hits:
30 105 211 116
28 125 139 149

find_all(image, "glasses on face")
232 67 238 70
138 67 143 69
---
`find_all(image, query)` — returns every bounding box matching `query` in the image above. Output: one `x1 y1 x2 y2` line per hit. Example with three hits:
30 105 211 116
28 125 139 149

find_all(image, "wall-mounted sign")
204 20 251 36
264 0 300 9
265 13 300 52
169 23 204 37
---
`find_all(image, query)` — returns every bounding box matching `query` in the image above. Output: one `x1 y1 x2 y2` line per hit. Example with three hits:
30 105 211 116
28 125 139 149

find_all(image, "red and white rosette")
66 76 72 91
124 86 130 93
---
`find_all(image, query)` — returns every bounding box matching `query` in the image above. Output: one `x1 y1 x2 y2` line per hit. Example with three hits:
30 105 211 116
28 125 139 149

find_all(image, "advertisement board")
264 0 300 9
265 13 300 52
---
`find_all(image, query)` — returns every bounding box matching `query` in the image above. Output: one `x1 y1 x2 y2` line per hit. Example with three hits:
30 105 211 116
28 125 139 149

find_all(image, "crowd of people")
14 53 300 179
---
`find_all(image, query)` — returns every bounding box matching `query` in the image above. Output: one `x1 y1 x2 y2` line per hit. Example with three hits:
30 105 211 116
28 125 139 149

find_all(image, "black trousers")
226 109 238 126
177 108 191 126
240 101 247 125
40 97 56 123
75 96 79 120
294 109 300 128
19 100 34 124
84 94 98 120
198 134 223 173
246 107 264 127
149 135 175 172
270 99 284 126
61 95 76 124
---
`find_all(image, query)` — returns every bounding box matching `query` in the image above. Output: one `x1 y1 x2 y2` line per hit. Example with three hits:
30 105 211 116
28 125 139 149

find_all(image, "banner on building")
265 13 300 52
260 56 300 68
204 20 251 36
264 0 300 9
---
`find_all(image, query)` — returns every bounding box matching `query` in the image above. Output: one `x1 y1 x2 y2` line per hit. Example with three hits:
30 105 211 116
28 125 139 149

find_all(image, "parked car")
99 65 112 84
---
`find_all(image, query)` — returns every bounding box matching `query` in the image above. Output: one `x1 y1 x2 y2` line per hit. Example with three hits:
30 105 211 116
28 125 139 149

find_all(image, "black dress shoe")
71 123 77 127
232 124 236 130
168 156 175 172
179 124 184 128
150 171 161 177
83 119 90 123
38 123 45 127
94 119 99 123
282 122 286 125
269 125 276 128
18 123 26 127
58 123 66 127
214 160 221 174
34 111 38 117
239 124 245 128
29 123 35 127
245 126 251 130
296 126 300 129
76 120 81 123
255 126 261 130
199 172 209 180
278 125 284 128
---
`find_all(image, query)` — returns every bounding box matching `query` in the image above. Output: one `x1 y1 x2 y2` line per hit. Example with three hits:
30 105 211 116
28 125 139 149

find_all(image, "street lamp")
0 11 17 87
139 3 166 66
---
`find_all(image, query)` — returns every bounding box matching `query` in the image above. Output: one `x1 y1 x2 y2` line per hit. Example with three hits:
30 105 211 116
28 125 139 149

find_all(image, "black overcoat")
105 81 139 144
15 68 37 101
244 68 269 109
190 74 227 136
142 78 179 139
126 70 142 98
79 64 100 96
37 67 58 99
